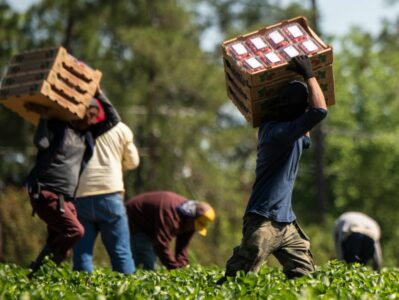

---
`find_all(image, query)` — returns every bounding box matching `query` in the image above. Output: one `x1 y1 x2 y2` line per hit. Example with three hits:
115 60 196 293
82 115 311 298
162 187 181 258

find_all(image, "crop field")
1 261 399 299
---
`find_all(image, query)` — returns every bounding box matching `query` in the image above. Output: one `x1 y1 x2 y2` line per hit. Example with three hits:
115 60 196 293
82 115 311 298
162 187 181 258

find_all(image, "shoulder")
116 122 133 137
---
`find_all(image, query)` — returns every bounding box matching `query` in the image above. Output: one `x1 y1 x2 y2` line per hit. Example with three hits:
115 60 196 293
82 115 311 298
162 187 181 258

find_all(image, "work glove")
287 55 314 79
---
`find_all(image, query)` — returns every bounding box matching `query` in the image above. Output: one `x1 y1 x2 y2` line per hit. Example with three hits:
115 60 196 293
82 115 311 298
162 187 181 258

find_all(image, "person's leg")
73 196 98 272
34 190 84 263
273 221 315 279
72 197 98 272
223 214 281 278
96 193 135 274
131 229 157 270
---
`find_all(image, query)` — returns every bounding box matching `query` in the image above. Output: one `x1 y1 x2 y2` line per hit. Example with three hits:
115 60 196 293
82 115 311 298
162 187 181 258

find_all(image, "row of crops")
1 260 399 299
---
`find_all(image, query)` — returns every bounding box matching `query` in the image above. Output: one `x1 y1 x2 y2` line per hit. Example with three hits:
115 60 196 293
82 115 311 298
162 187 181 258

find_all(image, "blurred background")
1 0 399 269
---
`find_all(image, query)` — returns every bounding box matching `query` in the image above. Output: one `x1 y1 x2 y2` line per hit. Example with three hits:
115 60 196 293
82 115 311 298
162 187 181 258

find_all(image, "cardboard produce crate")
0 46 102 125
225 63 335 104
221 16 335 127
226 64 335 128
0 81 87 125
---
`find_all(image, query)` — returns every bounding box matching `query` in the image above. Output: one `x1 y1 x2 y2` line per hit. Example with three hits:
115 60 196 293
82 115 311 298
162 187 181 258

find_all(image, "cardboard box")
0 46 102 125
221 16 333 87
226 65 335 128
221 16 335 127
225 62 335 104
0 81 86 125
5 51 102 85
1 69 98 97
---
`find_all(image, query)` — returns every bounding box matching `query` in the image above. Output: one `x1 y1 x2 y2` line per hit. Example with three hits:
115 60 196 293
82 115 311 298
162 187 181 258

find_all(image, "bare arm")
306 77 327 110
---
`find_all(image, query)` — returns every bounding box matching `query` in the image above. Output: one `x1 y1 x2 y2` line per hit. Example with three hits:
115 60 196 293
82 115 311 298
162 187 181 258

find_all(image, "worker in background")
125 191 215 270
334 211 382 270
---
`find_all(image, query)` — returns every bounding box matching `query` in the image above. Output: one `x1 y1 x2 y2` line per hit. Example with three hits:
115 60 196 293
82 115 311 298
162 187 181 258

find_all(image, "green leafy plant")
0 260 398 299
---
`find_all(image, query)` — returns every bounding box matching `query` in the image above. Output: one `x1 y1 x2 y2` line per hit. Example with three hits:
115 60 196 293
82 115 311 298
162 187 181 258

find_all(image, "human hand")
287 55 314 79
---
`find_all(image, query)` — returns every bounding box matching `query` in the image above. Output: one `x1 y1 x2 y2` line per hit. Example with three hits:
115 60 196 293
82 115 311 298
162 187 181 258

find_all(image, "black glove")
287 55 314 79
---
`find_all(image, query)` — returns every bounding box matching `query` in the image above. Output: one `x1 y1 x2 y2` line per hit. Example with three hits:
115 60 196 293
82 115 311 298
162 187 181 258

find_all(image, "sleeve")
33 118 54 150
153 230 183 269
268 108 327 145
122 126 140 171
90 91 121 138
372 241 383 271
334 220 344 260
174 231 195 267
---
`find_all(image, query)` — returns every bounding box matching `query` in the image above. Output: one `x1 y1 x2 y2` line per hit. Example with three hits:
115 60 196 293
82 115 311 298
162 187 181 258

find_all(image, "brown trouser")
225 213 314 279
30 189 84 263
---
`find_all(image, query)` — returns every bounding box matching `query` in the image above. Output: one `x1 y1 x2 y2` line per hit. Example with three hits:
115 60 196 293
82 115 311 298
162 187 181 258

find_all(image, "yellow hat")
194 204 215 236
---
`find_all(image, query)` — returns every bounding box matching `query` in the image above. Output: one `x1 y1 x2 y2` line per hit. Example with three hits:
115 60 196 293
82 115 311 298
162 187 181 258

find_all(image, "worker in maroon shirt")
125 191 215 270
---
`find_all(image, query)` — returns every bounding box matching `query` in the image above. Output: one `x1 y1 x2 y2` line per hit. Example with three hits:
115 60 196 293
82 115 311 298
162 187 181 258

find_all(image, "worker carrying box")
0 46 102 125
221 16 335 127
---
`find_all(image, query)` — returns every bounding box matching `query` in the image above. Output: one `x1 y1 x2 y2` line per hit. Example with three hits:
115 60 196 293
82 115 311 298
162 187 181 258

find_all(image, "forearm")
155 244 180 269
123 141 140 171
91 91 121 138
306 77 327 110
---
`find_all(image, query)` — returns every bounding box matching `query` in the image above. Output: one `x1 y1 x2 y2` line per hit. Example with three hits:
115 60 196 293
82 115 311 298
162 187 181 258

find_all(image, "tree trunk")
310 0 327 223
0 222 3 262
62 3 75 54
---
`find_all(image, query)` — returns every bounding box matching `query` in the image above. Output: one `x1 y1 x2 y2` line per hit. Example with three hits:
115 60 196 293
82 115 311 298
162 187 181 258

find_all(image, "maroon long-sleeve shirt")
125 191 195 269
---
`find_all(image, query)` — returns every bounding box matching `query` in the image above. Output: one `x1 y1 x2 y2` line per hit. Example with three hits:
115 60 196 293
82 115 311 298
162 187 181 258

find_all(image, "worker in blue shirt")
218 55 328 284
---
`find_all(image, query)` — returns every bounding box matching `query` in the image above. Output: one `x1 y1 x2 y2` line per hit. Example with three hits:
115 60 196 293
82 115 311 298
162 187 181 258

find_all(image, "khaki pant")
225 213 314 279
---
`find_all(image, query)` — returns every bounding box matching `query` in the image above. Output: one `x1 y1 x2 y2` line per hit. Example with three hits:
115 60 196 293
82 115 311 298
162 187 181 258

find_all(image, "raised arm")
289 55 327 111
90 88 121 138
268 56 328 144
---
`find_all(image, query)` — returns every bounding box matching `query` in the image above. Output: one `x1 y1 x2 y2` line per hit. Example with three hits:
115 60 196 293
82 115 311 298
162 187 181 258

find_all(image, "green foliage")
0 261 399 299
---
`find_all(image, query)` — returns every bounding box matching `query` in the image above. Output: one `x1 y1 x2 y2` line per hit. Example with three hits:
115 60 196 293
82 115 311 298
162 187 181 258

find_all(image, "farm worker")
72 99 140 274
217 55 328 284
125 191 215 270
25 88 120 278
333 212 382 270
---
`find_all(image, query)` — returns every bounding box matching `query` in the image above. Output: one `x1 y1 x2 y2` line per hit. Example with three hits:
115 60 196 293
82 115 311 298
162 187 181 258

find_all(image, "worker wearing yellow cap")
125 191 215 270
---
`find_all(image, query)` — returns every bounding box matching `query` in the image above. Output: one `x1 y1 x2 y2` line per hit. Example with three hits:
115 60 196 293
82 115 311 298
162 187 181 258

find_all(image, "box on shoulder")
221 16 333 87
0 81 87 125
0 46 102 125
225 62 335 105
221 16 335 127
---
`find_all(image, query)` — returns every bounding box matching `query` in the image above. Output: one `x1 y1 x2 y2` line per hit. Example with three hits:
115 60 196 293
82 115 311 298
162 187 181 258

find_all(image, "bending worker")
125 191 215 270
334 211 382 270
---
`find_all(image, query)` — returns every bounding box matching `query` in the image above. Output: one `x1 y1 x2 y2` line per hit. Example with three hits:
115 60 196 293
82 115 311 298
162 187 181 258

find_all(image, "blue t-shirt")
245 107 328 223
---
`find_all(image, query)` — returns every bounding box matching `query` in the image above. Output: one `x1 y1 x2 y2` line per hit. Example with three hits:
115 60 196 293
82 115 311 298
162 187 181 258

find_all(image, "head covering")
89 98 99 108
177 200 197 218
177 200 216 236
194 202 215 236
89 98 105 123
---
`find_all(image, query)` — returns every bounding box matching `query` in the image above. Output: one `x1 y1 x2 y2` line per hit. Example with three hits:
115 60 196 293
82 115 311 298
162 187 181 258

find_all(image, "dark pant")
225 213 314 279
30 190 84 263
130 229 157 270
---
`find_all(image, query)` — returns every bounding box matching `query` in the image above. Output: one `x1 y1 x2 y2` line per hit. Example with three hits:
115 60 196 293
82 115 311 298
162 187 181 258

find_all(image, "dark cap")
89 98 99 108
